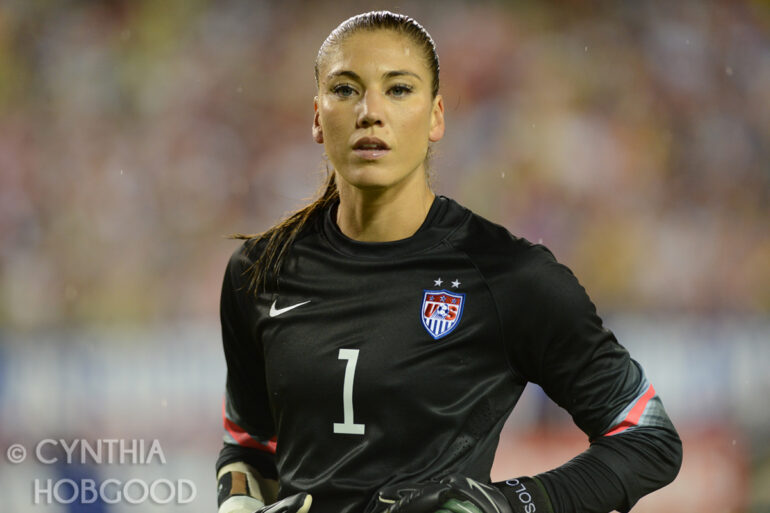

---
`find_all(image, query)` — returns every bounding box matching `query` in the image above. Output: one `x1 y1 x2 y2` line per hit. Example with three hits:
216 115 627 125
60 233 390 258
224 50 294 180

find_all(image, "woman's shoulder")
226 214 321 265
446 200 592 316
221 235 274 291
227 236 267 265
445 198 556 267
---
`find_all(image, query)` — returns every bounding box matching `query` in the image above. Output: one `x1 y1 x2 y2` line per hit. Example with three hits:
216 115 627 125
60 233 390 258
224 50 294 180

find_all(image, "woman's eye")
389 84 413 97
332 84 355 97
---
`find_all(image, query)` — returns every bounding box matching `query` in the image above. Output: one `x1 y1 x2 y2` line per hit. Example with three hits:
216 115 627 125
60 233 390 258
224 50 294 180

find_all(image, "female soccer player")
215 11 681 513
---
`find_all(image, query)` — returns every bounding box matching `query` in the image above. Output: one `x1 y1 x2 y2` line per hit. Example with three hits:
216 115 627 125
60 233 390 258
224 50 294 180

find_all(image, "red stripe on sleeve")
604 384 656 437
222 400 277 453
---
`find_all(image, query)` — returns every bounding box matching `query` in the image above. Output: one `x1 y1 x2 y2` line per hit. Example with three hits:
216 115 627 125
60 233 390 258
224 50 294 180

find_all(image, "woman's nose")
356 90 384 128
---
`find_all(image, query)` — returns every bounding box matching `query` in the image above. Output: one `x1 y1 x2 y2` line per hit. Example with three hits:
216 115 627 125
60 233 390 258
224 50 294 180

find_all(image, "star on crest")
434 277 443 286
451 279 461 288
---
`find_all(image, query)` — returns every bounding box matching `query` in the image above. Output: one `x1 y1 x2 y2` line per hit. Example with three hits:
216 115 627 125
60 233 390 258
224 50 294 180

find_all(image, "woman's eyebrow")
326 69 423 82
327 70 361 82
384 70 422 81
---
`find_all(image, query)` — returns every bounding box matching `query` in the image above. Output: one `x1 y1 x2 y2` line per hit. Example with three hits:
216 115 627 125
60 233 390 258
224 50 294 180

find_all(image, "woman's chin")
336 169 401 191
336 164 424 193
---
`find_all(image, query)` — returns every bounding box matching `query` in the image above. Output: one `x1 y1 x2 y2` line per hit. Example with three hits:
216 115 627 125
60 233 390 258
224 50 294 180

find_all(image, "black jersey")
216 196 681 513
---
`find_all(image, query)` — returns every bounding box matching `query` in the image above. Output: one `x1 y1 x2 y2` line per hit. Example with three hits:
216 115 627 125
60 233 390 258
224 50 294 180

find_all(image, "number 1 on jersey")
333 348 365 435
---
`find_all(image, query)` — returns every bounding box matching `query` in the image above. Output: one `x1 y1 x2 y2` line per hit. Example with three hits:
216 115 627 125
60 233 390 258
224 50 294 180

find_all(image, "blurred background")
0 0 768 511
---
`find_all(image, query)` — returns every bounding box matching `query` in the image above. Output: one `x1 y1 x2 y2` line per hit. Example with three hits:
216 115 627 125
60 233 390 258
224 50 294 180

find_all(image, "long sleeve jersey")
216 196 682 513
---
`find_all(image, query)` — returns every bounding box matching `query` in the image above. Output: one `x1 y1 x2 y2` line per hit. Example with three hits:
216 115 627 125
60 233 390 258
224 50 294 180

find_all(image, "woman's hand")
219 493 312 513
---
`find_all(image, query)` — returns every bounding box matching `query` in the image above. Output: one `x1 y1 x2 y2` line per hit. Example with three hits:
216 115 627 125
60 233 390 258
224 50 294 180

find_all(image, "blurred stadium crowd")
0 1 769 511
0 0 767 327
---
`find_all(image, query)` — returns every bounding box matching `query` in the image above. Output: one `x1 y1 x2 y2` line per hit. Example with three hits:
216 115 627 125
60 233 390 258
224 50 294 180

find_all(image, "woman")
215 11 681 513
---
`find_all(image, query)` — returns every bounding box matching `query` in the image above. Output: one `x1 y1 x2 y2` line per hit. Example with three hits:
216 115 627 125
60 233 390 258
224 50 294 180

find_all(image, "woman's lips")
352 136 390 160
353 148 390 160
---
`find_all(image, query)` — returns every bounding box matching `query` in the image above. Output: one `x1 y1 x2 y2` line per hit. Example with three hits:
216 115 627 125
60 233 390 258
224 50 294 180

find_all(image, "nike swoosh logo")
467 478 502 513
269 299 311 318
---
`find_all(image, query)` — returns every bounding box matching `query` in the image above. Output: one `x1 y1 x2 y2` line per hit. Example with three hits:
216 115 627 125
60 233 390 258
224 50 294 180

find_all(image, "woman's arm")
216 245 286 512
499 245 682 512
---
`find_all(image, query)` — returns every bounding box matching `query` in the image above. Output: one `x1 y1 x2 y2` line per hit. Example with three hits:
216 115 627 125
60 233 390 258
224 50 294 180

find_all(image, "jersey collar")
321 196 465 259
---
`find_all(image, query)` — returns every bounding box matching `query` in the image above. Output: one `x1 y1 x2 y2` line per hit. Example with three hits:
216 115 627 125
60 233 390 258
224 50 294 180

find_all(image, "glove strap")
492 477 553 513
218 470 264 508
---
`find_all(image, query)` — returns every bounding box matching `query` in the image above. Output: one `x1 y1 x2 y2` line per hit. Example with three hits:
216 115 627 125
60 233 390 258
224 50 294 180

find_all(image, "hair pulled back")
234 11 440 294
315 11 440 98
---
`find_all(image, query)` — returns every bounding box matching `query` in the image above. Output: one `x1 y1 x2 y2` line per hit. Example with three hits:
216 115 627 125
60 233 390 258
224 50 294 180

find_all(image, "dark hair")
233 11 440 294
315 11 440 99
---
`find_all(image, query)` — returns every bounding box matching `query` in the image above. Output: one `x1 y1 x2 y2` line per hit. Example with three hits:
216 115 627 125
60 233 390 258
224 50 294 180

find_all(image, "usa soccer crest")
421 290 466 340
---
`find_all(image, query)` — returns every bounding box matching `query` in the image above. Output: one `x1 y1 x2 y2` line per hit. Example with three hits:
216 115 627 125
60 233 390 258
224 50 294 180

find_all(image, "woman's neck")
335 175 435 242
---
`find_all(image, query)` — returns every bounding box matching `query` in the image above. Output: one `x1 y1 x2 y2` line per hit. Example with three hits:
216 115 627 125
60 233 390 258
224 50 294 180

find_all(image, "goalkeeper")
214 10 682 513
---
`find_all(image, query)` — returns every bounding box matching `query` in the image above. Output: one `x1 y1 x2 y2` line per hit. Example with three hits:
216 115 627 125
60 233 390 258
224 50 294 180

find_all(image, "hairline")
315 26 438 97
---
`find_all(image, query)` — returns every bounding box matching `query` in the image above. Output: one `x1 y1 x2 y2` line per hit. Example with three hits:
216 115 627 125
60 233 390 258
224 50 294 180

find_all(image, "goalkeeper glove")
218 493 312 513
217 464 311 513
377 474 552 513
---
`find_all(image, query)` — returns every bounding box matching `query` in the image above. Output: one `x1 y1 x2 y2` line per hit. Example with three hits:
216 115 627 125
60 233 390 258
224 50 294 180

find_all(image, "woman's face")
313 30 444 191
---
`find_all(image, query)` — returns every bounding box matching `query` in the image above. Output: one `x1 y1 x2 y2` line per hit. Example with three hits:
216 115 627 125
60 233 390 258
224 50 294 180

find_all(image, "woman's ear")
313 96 324 144
429 94 445 142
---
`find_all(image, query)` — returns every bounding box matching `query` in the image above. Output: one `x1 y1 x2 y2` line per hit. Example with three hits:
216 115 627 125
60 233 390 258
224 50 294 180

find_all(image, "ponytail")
231 172 339 294
234 10 440 294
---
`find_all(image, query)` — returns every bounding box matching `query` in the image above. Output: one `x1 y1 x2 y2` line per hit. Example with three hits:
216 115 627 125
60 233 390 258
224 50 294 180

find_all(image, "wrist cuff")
492 477 553 513
218 495 265 513
218 470 262 508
